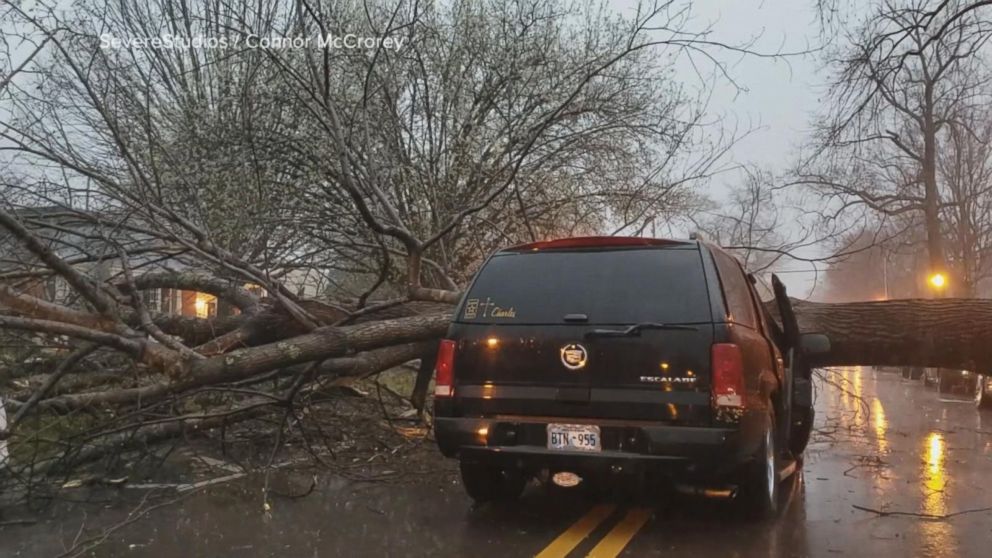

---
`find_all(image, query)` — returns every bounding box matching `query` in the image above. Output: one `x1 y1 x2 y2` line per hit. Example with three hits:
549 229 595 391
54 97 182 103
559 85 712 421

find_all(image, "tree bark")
5 313 452 413
786 298 992 370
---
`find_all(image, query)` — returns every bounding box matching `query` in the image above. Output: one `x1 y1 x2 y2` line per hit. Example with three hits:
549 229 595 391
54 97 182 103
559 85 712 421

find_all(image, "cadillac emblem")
560 343 588 370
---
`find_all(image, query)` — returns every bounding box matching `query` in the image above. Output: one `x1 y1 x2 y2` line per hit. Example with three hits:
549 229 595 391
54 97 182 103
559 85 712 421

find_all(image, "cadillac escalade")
433 236 827 516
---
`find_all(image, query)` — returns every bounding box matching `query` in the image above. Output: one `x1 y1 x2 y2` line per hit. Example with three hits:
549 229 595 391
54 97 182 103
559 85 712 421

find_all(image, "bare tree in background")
822 219 926 301
691 167 874 300
695 169 808 276
939 101 992 295
796 0 992 287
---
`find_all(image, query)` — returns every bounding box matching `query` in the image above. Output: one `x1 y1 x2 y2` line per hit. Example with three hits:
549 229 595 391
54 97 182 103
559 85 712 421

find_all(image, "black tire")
922 370 936 388
909 367 924 380
459 461 526 503
977 375 992 410
901 367 911 379
737 411 780 519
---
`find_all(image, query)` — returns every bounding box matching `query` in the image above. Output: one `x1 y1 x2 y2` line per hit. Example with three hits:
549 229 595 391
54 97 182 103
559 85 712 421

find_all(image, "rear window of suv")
459 247 711 324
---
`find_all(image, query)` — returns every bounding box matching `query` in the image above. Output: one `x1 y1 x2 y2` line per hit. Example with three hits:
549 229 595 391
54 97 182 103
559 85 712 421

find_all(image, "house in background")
1 206 326 319
142 287 223 319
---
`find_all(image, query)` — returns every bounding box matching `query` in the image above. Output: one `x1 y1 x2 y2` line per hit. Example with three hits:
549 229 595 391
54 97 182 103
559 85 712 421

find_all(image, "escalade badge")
560 343 588 370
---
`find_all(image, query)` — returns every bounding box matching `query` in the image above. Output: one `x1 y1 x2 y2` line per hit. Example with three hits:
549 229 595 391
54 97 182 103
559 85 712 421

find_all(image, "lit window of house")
194 293 217 318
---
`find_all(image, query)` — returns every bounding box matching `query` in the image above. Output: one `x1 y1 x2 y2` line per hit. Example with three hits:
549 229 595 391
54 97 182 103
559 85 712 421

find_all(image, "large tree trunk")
787 298 992 370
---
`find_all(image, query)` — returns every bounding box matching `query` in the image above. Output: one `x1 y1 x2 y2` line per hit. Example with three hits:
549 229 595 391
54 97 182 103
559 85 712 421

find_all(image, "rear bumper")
434 415 758 478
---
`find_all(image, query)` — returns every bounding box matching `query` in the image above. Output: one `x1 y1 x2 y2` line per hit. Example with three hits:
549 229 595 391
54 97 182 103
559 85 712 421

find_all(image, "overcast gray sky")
687 0 825 298
674 0 822 168
621 0 829 298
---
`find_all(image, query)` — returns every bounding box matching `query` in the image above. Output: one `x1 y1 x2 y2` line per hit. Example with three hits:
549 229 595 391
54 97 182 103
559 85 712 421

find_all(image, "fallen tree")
6 284 990 440
788 298 992 370
5 263 992 439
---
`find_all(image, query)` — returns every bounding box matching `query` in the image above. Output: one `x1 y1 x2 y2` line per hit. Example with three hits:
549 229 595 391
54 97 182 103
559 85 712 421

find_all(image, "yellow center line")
585 507 653 558
534 504 618 558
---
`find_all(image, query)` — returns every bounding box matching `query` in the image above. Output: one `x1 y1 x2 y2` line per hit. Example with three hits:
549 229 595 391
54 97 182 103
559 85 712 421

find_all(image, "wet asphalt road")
3 366 992 557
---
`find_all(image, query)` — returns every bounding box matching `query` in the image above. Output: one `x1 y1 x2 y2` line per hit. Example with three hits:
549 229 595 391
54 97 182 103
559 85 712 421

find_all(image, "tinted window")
711 250 757 328
459 248 711 324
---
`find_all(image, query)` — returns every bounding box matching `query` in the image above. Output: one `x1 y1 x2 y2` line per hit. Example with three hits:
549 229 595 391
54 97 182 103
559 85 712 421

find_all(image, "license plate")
547 424 601 452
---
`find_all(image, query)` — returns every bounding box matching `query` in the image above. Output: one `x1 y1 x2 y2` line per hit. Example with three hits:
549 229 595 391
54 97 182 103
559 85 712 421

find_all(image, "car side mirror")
800 333 831 356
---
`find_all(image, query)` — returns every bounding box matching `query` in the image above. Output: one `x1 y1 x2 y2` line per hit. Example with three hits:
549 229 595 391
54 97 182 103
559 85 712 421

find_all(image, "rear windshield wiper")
584 322 698 338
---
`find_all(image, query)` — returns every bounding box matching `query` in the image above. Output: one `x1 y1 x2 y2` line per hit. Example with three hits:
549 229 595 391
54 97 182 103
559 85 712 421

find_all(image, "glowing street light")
928 272 947 290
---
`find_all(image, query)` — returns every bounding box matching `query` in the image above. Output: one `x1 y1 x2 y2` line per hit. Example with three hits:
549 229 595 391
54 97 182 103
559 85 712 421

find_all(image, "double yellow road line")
535 504 653 558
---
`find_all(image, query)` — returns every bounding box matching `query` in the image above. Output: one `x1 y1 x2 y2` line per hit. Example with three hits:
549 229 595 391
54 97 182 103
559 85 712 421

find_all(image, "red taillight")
434 339 456 397
711 343 745 408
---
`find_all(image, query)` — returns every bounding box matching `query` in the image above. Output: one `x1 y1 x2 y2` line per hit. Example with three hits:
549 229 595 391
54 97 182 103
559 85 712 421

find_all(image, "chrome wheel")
764 426 776 501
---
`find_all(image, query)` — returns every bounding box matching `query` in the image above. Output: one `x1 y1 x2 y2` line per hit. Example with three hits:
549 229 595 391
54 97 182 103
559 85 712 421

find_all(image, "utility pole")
882 248 889 299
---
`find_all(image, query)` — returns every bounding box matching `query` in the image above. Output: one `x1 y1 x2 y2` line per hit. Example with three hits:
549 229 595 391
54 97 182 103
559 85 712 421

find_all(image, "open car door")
771 274 815 456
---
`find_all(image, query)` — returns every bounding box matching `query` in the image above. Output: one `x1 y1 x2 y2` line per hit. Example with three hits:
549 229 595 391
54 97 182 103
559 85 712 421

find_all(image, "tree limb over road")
782 298 992 370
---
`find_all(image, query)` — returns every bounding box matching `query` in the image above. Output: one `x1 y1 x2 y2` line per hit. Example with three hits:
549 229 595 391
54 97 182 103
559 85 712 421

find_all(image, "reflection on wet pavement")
871 397 888 454
2 367 992 557
920 430 956 556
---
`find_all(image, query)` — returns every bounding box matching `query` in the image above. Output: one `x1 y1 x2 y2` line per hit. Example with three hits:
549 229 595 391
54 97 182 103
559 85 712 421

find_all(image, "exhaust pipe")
674 484 737 499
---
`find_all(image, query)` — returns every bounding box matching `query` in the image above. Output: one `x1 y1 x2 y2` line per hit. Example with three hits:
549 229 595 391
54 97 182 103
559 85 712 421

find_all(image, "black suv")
433 237 826 516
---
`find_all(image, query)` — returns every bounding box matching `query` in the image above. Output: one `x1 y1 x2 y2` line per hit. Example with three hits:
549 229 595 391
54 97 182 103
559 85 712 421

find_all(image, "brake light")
711 343 745 408
434 339 456 397
504 236 687 251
